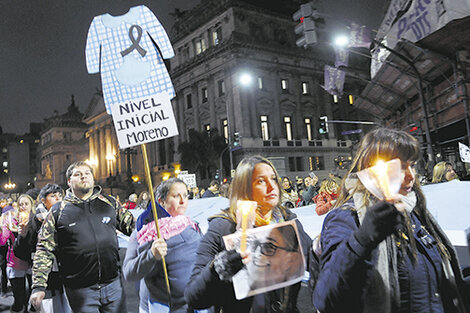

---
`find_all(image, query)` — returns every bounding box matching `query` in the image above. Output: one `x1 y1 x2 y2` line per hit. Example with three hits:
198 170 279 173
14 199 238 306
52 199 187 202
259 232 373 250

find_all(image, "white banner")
111 92 179 149
371 0 470 78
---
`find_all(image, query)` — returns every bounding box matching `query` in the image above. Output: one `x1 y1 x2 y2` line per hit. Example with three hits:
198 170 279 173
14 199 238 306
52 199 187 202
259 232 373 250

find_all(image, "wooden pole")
140 143 172 307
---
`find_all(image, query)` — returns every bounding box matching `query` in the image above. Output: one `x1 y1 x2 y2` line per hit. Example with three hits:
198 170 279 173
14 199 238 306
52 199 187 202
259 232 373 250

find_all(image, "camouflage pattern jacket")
32 186 135 292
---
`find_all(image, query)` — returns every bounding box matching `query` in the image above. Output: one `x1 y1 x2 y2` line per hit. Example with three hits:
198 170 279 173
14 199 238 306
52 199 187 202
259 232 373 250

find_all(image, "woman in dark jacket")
185 155 311 313
313 128 469 313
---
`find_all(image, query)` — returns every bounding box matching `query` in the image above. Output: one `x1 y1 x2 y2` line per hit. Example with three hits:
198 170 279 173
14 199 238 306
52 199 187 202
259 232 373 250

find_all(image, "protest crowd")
0 128 468 313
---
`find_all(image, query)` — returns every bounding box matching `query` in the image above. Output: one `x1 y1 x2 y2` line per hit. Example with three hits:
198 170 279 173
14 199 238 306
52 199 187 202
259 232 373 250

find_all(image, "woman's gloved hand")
354 201 402 250
213 250 244 282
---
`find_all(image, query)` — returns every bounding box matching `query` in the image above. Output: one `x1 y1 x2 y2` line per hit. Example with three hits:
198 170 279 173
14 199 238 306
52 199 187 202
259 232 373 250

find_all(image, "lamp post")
105 153 117 195
4 178 16 197
224 71 253 173
332 34 435 173
106 153 116 176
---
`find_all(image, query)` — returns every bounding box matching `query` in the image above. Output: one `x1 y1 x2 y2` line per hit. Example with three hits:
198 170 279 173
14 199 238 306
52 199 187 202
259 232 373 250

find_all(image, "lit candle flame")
237 200 256 253
372 160 390 199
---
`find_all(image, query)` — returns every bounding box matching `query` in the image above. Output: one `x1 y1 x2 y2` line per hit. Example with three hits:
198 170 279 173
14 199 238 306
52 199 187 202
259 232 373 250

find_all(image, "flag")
334 47 349 68
323 65 345 96
459 142 470 162
349 22 371 48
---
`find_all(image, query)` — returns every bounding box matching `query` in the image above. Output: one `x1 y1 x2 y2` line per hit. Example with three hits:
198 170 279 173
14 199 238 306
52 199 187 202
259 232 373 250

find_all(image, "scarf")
254 207 284 227
137 215 197 244
343 175 417 313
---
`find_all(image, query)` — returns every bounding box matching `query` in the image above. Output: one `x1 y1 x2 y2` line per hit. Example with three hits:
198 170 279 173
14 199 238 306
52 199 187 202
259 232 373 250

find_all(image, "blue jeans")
65 277 126 313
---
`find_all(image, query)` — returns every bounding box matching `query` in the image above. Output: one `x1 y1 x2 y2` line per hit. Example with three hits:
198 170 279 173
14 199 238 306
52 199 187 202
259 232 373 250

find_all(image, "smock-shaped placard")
85 5 178 148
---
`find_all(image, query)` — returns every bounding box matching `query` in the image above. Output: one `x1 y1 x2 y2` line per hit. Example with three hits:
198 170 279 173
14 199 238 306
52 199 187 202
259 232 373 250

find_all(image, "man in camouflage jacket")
30 161 135 312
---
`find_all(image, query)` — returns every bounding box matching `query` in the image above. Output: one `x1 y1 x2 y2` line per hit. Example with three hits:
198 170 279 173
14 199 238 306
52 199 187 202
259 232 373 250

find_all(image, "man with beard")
30 161 135 312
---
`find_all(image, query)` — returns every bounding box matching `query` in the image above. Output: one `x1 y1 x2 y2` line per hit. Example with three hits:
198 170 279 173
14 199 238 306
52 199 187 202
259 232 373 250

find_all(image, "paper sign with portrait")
223 220 305 300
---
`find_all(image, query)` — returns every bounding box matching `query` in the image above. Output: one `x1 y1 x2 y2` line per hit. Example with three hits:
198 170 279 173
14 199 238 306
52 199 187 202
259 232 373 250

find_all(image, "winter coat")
313 204 469 313
32 187 135 292
184 208 312 313
123 222 203 312
299 185 318 206
0 220 29 271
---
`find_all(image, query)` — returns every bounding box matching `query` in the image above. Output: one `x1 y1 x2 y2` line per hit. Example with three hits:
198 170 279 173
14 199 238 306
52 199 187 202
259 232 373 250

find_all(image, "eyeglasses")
251 239 297 256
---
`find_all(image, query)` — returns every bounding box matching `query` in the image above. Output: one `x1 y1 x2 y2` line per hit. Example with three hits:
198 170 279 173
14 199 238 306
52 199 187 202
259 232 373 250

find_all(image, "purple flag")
334 47 349 68
349 22 371 48
323 65 345 96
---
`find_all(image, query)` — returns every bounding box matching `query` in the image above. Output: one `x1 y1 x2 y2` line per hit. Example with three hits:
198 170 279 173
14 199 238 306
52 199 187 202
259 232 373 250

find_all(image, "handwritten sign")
177 173 197 188
111 92 178 149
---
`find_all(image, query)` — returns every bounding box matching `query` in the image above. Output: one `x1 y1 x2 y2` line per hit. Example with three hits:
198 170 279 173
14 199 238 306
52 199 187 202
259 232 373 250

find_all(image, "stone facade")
36 96 88 188
167 0 367 182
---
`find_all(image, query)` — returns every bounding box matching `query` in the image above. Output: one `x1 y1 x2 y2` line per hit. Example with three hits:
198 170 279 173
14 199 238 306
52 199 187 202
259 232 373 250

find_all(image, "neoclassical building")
83 91 146 197
36 97 89 188
166 0 370 181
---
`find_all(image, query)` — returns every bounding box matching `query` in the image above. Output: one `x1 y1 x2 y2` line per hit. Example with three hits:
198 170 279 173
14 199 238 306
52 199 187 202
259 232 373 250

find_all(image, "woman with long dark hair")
313 128 469 313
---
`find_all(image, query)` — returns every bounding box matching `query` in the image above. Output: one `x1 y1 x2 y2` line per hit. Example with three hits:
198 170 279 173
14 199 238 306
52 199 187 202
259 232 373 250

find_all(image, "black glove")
213 250 244 282
354 201 402 251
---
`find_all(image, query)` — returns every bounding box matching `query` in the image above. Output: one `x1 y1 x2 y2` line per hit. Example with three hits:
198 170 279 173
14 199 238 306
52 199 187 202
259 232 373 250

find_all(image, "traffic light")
215 169 220 180
319 116 328 134
233 132 241 147
293 2 318 47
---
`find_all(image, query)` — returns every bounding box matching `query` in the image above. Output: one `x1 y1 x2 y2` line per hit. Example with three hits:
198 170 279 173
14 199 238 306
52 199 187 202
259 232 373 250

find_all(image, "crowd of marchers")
0 127 468 313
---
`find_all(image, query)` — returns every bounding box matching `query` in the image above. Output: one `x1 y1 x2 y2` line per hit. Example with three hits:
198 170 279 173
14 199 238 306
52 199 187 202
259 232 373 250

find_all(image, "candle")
19 211 29 225
373 160 390 199
237 200 256 253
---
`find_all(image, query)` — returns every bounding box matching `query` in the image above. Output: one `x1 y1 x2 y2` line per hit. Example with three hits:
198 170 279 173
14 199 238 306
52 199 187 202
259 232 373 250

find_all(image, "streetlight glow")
333 34 349 47
239 73 253 86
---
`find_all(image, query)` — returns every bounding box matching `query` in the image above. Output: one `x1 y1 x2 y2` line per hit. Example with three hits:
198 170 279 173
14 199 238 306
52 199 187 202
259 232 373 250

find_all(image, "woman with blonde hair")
313 128 468 313
431 161 458 183
185 155 311 313
1 194 35 312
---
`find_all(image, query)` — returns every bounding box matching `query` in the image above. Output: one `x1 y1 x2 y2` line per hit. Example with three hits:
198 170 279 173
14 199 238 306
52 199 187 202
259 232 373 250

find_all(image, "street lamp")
4 178 16 197
106 153 116 176
333 34 349 47
225 71 253 174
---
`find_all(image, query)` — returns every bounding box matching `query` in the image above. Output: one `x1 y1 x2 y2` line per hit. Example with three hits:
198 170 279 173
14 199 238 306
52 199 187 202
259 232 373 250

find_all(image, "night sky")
0 0 388 135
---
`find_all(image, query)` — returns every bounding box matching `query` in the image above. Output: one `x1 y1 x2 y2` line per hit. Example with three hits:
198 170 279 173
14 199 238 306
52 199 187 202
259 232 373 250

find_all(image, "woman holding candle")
185 155 311 313
0 194 34 313
313 128 469 313
123 178 205 313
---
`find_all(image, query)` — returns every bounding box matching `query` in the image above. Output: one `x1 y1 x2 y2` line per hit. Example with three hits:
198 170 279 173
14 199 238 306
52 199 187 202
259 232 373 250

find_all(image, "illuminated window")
302 82 309 95
333 95 338 103
212 27 222 45
284 116 293 140
194 38 207 55
281 79 288 91
260 115 269 140
305 118 312 141
258 77 264 89
309 156 325 170
222 119 228 142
